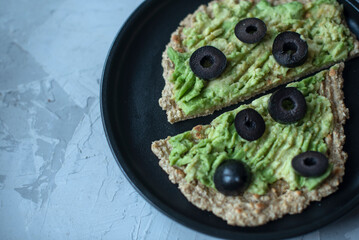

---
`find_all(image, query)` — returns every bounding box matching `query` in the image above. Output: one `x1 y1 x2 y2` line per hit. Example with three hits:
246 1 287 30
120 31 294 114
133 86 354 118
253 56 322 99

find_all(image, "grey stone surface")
0 0 359 239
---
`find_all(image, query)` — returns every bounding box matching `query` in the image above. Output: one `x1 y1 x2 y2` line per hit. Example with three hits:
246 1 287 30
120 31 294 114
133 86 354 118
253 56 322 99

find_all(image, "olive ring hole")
245 25 258 34
303 157 317 167
281 97 295 111
244 117 255 129
283 42 298 55
200 55 215 68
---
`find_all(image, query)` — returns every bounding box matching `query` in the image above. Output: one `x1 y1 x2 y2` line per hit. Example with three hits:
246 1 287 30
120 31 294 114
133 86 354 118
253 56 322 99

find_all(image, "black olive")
235 18 267 44
214 160 251 196
292 151 329 177
235 108 265 141
268 87 307 124
272 31 308 68
189 46 227 80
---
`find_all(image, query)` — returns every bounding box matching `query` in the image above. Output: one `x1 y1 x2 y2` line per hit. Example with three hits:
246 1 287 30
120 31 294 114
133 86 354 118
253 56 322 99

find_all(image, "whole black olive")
214 160 251 196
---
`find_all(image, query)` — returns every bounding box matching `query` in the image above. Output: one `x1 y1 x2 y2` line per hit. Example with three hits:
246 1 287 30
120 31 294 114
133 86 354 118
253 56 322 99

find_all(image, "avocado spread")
168 0 355 116
169 68 334 195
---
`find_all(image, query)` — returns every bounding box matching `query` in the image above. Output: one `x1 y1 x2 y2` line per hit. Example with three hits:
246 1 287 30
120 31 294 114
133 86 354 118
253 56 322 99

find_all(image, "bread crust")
152 63 348 226
159 0 359 123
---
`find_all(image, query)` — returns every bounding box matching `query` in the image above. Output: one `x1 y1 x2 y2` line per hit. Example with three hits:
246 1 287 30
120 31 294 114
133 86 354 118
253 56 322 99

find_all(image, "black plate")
101 0 359 239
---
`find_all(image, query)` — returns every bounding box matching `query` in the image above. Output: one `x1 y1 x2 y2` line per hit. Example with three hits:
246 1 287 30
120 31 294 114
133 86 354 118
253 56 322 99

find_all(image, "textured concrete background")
1 0 359 239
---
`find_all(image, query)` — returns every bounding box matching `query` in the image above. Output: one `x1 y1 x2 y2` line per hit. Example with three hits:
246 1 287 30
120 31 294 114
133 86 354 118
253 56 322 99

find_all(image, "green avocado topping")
169 67 335 195
168 0 355 116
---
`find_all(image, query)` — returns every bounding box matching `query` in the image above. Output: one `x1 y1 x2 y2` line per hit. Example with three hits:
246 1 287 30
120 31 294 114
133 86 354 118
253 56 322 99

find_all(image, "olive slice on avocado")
292 151 329 177
268 87 307 124
189 46 227 80
234 108 265 141
235 18 267 44
272 31 308 68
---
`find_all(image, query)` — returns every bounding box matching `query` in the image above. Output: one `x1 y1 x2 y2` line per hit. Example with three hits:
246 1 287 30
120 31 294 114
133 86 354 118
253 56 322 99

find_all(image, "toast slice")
152 64 348 226
160 0 359 123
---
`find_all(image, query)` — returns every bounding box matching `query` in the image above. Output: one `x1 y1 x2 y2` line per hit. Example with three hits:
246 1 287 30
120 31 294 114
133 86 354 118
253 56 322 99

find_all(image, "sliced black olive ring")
235 18 267 44
189 46 227 80
292 151 329 177
268 87 307 124
272 31 308 68
235 108 266 141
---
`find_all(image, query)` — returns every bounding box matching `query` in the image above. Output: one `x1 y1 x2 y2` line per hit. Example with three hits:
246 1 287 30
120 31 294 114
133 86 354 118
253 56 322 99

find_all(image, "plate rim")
100 0 359 239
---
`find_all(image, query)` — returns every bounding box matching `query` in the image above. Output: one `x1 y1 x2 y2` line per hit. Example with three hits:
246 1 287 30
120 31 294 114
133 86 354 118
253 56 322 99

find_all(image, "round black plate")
101 0 359 239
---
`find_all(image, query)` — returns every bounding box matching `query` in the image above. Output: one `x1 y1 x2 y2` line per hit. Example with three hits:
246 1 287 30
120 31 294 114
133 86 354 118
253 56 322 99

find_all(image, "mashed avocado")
168 0 355 115
169 68 334 195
